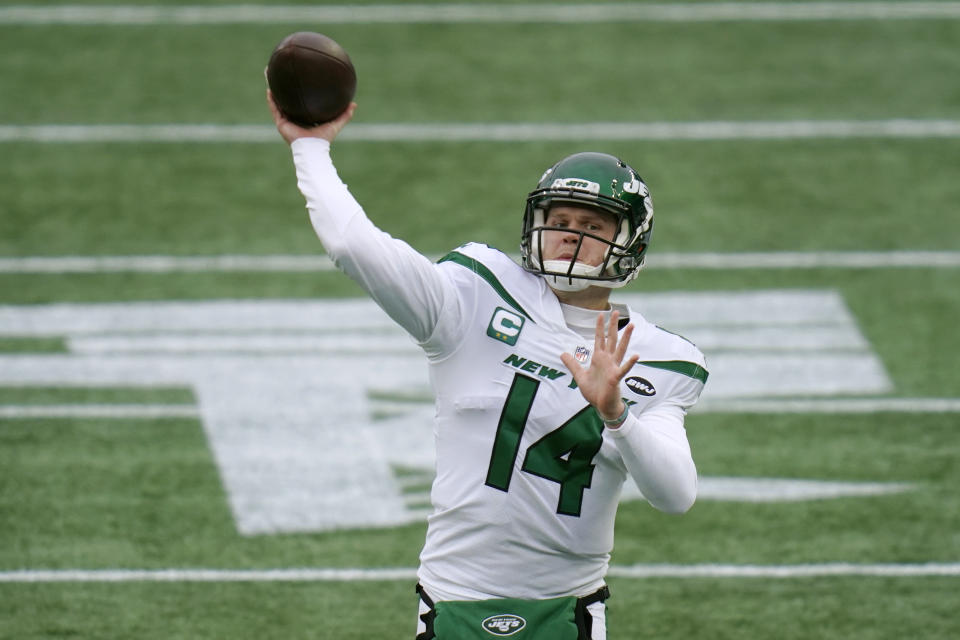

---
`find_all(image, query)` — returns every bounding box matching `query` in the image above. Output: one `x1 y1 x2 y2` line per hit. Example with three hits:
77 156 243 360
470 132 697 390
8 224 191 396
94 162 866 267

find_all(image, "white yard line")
650 251 960 269
607 563 960 578
1 252 959 274
692 397 960 414
2 398 957 418
3 121 960 143
0 568 419 582
0 255 340 273
2 564 959 582
0 404 200 419
2 3 960 25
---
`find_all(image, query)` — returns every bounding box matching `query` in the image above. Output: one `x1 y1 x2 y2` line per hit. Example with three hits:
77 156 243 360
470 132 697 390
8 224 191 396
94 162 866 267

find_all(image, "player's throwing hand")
267 87 356 146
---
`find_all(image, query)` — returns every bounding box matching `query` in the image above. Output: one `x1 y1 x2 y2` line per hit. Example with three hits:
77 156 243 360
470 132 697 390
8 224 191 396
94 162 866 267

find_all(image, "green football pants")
415 583 609 640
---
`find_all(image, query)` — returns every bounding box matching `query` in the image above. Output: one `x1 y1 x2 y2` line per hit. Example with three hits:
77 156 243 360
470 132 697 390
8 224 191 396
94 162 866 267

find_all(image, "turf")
3 139 959 258
2 2 959 639
1 21 959 123
2 577 958 640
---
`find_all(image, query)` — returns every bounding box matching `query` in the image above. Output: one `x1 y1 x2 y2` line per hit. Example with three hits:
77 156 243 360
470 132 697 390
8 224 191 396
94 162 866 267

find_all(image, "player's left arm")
607 399 699 514
562 312 700 514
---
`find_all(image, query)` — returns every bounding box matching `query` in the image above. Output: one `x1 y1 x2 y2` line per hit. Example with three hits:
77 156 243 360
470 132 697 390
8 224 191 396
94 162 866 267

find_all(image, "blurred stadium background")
1 1 959 638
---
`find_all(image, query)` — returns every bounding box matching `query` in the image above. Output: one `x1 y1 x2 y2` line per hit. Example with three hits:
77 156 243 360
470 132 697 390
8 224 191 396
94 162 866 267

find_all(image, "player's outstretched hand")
561 310 639 425
267 87 356 146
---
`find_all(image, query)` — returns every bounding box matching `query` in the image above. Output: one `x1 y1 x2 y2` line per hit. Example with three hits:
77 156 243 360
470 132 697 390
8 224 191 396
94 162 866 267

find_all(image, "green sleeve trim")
438 250 532 321
638 360 709 384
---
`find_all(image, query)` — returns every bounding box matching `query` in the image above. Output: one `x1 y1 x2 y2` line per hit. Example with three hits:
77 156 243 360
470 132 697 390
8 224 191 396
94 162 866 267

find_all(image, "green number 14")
485 373 604 517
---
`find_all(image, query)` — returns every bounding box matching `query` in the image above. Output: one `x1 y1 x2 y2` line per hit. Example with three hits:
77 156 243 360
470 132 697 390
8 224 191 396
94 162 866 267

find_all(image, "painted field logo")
0 290 896 534
482 614 526 636
487 307 525 346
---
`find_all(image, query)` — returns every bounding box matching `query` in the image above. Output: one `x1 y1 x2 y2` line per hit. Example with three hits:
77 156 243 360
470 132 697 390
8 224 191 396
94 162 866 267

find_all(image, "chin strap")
541 259 602 292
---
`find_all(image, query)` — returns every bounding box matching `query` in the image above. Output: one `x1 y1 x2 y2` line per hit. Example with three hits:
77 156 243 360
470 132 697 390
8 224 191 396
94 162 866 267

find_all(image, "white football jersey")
417 243 706 600
290 138 707 603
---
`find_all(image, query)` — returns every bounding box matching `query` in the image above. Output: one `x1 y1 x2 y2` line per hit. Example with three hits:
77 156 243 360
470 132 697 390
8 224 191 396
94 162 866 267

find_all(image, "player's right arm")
269 92 461 347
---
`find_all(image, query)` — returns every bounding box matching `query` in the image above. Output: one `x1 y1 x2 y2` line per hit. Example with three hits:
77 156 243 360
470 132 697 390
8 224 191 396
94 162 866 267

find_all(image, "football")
266 32 357 127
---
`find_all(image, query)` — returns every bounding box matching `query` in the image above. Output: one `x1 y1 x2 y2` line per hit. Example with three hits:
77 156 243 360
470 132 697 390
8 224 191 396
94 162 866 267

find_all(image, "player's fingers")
313 102 357 141
329 103 356 129
594 313 606 351
560 352 584 378
605 311 620 352
344 101 358 121
266 90 284 122
615 323 634 362
618 354 640 379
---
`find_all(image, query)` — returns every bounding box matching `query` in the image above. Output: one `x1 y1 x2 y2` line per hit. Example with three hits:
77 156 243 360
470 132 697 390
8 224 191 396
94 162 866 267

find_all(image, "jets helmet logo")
551 177 600 194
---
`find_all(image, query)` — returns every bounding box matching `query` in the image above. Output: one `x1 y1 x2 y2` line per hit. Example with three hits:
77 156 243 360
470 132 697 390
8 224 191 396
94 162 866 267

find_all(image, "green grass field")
2 2 960 638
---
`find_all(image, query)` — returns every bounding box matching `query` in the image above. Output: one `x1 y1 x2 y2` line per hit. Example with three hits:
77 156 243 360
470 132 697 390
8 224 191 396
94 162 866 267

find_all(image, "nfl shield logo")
574 346 590 363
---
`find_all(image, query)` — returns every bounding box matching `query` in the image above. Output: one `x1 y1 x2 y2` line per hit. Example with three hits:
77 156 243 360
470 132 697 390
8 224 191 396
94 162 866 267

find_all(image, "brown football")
266 32 357 127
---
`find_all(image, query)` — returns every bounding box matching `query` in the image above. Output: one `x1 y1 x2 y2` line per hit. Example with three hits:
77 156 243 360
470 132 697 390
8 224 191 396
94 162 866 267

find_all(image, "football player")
268 93 707 640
